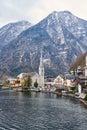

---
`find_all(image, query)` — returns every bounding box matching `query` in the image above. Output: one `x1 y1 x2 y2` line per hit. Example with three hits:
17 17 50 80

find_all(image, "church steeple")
39 49 44 87
39 49 43 68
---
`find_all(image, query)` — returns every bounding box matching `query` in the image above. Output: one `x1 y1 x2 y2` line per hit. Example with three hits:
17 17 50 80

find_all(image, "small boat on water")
16 88 22 92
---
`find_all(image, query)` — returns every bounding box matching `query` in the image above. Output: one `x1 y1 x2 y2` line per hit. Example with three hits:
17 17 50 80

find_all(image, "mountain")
0 11 87 77
0 21 32 48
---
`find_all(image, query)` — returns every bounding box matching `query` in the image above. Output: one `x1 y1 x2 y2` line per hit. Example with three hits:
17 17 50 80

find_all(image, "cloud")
0 0 87 27
27 0 87 23
36 0 87 19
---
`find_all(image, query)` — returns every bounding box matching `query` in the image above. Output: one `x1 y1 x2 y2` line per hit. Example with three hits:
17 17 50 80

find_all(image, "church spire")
40 49 43 67
39 48 44 87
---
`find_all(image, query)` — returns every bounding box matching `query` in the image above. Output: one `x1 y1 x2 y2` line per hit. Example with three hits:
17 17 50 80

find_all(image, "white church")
17 50 44 88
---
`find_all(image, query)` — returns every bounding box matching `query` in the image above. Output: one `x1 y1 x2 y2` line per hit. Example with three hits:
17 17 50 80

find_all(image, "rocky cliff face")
0 21 32 48
0 11 87 77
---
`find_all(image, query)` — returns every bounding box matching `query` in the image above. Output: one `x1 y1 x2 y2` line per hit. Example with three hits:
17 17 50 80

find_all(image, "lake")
0 90 87 130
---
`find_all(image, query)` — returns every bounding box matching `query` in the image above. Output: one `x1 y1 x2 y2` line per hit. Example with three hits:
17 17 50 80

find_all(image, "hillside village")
1 51 87 104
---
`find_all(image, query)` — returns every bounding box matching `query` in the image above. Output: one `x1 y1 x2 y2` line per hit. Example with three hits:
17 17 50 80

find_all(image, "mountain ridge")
0 11 87 77
0 20 32 48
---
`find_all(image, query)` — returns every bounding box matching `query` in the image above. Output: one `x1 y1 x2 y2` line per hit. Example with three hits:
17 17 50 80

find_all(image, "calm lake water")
0 90 87 130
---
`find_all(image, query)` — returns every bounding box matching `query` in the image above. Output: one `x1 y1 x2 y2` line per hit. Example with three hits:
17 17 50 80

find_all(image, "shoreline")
1 87 87 107
80 98 87 106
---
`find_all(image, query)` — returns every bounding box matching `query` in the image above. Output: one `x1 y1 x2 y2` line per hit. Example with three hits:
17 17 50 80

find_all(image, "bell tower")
39 49 44 87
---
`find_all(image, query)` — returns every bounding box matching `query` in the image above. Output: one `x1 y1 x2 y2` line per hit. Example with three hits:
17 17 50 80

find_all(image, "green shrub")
71 87 75 91
74 87 78 93
71 87 78 93
84 94 87 101
34 80 38 88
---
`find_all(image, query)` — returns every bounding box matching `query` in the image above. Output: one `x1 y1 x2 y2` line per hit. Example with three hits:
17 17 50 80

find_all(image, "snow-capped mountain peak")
0 11 87 77
0 20 32 47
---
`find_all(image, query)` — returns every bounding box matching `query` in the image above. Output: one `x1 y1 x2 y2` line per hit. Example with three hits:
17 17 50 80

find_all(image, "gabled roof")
64 74 75 80
17 72 38 78
28 72 38 77
17 73 28 78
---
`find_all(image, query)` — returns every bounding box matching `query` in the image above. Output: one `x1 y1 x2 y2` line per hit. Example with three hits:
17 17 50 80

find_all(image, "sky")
0 0 87 27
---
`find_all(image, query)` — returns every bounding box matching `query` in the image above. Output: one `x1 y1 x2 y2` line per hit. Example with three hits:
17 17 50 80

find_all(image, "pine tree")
34 80 38 88
24 76 32 88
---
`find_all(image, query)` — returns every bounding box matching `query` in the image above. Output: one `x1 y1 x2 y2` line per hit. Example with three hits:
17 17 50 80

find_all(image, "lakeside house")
68 55 87 95
54 74 76 91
